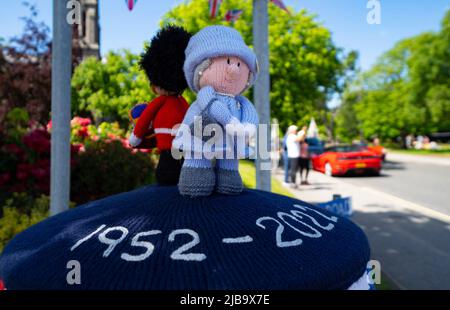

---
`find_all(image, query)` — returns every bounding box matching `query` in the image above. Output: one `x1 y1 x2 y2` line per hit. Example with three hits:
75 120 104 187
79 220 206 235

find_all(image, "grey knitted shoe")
216 169 243 195
178 166 215 197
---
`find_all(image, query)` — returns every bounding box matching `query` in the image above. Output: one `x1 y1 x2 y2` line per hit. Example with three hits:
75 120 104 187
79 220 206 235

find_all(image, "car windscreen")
306 138 321 146
326 145 366 153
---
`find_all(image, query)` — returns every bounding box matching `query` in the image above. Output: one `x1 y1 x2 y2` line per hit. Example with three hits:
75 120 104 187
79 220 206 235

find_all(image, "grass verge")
239 160 295 198
388 145 450 157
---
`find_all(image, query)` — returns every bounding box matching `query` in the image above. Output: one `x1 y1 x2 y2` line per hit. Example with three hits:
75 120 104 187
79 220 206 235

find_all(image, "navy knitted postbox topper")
0 185 371 290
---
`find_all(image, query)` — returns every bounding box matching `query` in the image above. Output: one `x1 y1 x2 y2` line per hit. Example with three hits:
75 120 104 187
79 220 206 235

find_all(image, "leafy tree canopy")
163 0 355 132
71 50 152 127
336 10 450 143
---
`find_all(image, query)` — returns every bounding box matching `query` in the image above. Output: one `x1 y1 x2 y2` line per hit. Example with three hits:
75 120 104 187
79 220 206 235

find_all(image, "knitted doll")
0 27 373 293
173 25 259 197
129 25 191 185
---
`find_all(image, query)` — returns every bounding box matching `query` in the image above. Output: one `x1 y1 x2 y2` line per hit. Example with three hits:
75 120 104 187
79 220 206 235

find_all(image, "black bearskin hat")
140 25 192 94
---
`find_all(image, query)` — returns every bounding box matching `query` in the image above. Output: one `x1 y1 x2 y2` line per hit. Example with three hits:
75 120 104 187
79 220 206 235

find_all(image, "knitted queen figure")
174 25 259 197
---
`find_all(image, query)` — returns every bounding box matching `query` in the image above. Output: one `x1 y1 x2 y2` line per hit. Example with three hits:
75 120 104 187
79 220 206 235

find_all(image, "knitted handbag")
0 186 371 290
189 100 218 143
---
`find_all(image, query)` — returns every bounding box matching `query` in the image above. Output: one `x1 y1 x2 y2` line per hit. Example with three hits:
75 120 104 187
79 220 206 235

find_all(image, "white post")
50 0 72 215
253 0 271 191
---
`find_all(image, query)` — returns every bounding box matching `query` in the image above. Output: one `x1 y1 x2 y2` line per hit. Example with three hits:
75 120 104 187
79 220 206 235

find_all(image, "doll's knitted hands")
197 86 216 111
225 117 246 137
242 122 257 139
129 132 142 147
225 119 257 142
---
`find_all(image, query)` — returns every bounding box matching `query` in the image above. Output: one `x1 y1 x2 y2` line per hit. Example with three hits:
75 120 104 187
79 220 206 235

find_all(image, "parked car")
312 144 382 176
305 137 324 156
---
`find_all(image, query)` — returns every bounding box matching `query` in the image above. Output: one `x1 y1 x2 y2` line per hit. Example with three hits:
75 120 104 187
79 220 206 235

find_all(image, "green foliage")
0 3 81 130
69 116 155 204
71 50 152 127
338 10 450 143
94 122 126 140
239 160 295 198
426 85 450 129
4 108 30 143
163 0 353 131
0 193 74 252
71 140 156 204
389 146 450 157
334 92 361 142
0 194 47 252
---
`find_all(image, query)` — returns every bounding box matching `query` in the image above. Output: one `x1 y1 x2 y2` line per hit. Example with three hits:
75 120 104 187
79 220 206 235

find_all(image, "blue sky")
0 0 447 71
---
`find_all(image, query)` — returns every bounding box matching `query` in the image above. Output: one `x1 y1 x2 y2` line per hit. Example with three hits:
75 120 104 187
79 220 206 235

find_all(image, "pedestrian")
405 134 413 149
286 125 301 188
281 129 290 184
299 138 311 185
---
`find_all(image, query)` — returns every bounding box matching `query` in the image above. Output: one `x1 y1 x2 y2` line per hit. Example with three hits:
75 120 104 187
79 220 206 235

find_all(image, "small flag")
224 9 243 22
209 0 222 19
270 0 291 15
125 0 138 11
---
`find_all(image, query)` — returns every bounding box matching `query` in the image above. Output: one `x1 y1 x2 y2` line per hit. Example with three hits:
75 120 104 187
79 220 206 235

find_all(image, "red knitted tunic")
133 95 189 151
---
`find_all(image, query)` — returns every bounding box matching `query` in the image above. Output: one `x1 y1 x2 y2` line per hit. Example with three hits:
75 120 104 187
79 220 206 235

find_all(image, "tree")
334 91 362 142
411 10 450 132
0 2 82 133
163 0 353 132
337 10 450 143
0 3 52 131
71 50 152 127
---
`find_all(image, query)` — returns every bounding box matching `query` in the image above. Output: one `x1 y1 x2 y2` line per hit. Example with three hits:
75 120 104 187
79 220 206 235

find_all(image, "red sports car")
312 145 382 176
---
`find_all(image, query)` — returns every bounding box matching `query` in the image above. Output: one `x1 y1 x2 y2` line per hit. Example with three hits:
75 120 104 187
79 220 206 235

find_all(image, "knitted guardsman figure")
173 26 259 197
129 25 191 185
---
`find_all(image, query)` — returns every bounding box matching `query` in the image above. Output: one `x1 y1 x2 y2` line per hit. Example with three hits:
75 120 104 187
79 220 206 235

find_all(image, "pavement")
274 155 450 290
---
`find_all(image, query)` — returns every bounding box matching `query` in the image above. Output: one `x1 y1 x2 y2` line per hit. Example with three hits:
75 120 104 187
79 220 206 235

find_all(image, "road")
275 153 450 289
341 155 450 215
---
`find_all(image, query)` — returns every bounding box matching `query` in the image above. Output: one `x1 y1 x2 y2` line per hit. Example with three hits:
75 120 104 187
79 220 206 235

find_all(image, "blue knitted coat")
173 93 258 159
0 186 371 290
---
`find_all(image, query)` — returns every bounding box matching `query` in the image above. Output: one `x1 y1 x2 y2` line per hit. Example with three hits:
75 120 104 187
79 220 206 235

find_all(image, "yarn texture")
0 186 371 290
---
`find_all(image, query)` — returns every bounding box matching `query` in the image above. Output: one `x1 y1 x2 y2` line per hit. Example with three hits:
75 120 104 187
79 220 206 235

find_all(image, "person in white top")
286 125 302 187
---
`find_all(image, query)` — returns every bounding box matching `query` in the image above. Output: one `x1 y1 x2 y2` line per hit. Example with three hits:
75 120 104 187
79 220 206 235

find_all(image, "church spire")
78 0 100 60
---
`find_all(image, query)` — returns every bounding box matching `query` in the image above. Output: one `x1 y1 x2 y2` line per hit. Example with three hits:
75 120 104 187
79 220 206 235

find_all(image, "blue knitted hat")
184 25 258 92
0 186 371 290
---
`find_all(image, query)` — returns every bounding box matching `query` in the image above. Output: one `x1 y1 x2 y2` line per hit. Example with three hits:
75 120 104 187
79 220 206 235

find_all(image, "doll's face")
199 56 250 96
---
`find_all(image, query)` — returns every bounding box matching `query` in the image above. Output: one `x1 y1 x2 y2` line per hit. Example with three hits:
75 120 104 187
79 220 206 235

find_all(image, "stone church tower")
77 0 100 59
